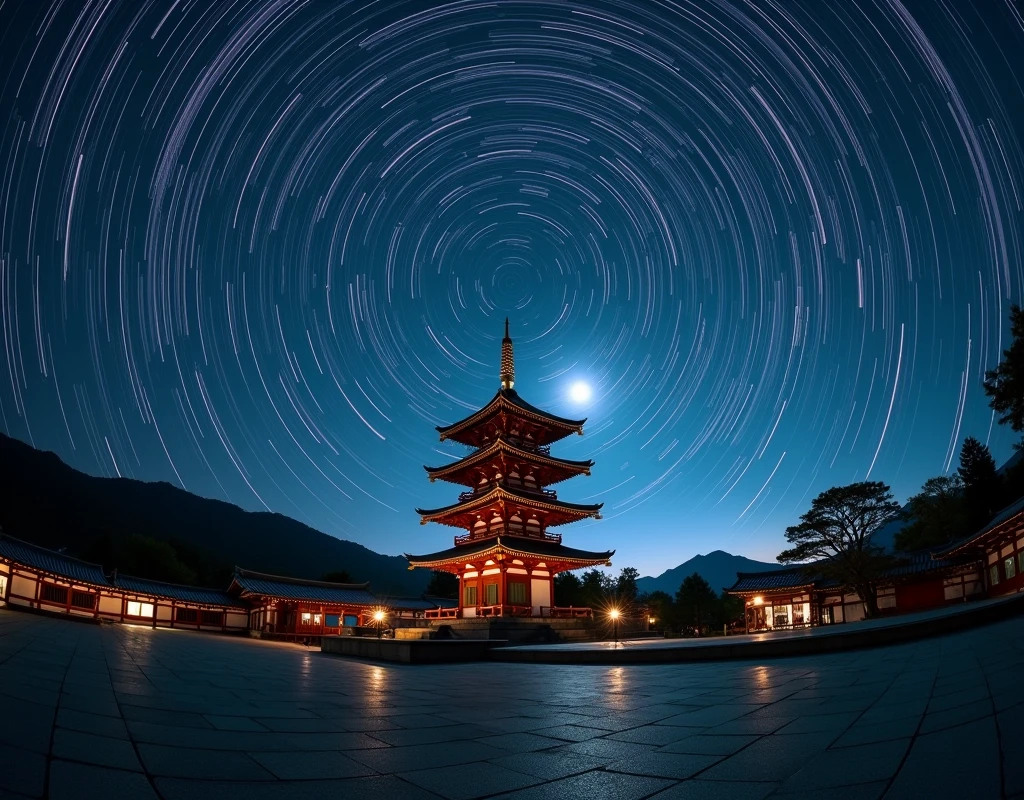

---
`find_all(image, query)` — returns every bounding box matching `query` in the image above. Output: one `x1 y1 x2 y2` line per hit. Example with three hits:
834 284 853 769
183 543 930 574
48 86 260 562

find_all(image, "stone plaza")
0 607 1020 799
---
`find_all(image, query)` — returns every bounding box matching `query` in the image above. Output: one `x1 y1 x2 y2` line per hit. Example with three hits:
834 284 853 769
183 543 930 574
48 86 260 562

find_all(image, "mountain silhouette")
0 433 428 595
636 549 786 595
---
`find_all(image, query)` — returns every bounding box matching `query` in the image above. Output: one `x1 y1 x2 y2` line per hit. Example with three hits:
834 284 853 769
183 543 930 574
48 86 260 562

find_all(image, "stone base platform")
320 635 505 663
428 616 602 643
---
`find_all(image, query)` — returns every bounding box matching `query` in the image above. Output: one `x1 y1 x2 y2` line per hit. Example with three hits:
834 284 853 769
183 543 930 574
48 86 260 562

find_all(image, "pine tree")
958 436 1001 530
778 482 900 618
984 304 1024 448
895 475 968 551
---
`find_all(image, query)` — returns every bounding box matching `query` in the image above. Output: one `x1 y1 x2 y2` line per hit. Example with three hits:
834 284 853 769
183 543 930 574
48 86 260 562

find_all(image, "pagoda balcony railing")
424 607 459 619
458 485 557 502
454 530 562 545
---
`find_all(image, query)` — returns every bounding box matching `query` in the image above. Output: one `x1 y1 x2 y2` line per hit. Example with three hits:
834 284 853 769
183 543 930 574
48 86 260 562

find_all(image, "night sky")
1 0 1023 577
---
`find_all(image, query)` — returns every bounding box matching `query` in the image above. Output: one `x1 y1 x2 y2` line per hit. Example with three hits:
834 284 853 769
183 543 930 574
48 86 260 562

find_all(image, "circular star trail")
1 0 1023 572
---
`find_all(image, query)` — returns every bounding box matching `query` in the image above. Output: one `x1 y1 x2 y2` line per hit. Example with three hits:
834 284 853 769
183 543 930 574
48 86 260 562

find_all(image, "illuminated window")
313 613 322 626
126 601 154 617
1005 558 1016 580
990 565 1001 585
464 585 477 606
485 583 499 606
301 612 312 624
508 582 527 604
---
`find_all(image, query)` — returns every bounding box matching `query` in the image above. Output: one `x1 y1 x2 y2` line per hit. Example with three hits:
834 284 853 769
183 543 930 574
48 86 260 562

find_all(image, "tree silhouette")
984 304 1024 448
425 570 457 598
778 481 900 618
958 436 1002 530
616 566 639 600
895 475 967 552
676 572 716 635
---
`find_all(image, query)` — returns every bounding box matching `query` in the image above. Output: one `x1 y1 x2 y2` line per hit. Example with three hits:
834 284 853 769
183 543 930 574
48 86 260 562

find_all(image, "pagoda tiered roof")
436 387 586 447
415 484 603 528
405 534 614 571
425 436 593 487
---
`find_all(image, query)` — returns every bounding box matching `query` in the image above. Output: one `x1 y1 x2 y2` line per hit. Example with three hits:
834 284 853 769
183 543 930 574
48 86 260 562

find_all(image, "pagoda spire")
500 317 515 390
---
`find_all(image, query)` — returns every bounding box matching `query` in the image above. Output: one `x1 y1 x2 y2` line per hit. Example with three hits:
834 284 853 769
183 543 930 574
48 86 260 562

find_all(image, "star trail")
1 0 1022 575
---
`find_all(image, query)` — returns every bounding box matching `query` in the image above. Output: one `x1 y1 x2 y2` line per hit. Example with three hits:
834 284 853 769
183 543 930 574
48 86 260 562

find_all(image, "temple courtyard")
0 609 1021 800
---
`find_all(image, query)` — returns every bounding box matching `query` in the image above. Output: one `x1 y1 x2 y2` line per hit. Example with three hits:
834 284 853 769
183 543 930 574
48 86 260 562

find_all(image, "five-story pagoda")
407 320 613 618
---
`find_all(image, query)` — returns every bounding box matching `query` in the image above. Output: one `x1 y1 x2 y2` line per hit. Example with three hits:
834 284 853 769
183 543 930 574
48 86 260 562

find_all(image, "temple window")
126 601 154 617
175 607 198 624
464 585 478 606
1005 557 1016 580
201 610 224 626
1019 551 1024 575
301 612 312 624
485 583 499 605
508 582 527 604
990 564 1001 585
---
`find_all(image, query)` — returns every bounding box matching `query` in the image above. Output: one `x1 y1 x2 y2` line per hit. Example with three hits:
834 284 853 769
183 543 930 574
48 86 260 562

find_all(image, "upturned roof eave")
415 486 603 522
423 438 594 478
405 537 615 568
436 390 585 441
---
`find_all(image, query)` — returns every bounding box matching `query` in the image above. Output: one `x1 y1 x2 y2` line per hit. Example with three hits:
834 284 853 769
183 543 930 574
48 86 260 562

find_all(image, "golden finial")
500 318 515 390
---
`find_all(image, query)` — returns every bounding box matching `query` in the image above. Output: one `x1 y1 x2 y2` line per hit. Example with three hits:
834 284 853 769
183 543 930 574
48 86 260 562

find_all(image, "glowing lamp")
753 596 764 606
609 608 620 620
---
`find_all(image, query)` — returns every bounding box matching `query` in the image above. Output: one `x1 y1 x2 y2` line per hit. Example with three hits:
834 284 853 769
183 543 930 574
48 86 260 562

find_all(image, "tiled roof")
0 535 109 586
728 568 817 592
230 569 378 605
114 574 245 608
727 550 979 594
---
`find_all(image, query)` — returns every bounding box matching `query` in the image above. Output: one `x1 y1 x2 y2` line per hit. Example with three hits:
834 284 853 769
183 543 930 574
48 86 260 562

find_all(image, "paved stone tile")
49 761 160 800
371 722 496 746
493 769 674 799
488 751 608 780
657 733 759 756
204 715 269 731
770 780 889 799
556 737 658 760
249 750 377 779
831 716 919 747
698 732 830 782
477 732 565 753
56 707 130 739
649 779 778 799
0 743 46 797
401 762 545 799
155 775 440 799
348 740 507 773
531 723 614 742
776 739 910 792
53 728 144 771
607 751 721 779
137 743 276 779
609 725 702 745
884 716 1001 799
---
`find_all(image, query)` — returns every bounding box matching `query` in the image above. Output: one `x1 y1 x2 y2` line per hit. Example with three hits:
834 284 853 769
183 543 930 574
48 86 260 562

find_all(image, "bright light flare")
373 609 386 622
609 608 620 620
570 381 592 402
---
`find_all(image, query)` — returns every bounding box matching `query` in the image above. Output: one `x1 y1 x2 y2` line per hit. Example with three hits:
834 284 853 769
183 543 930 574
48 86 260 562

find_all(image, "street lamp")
609 608 620 645
373 609 386 639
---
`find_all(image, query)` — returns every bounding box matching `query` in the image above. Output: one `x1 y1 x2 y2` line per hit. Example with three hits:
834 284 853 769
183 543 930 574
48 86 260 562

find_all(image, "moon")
570 381 592 403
